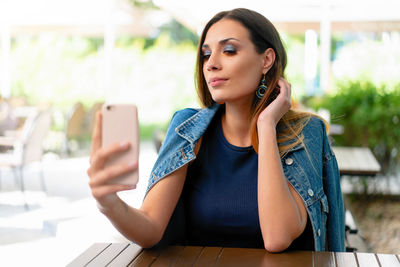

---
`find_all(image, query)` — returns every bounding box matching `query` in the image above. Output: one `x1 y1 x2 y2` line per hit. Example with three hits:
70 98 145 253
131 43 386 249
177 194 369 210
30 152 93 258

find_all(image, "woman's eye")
202 50 211 59
224 45 237 54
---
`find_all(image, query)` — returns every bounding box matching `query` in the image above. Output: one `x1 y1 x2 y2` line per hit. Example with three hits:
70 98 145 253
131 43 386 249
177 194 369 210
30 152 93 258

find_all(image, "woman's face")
202 19 265 105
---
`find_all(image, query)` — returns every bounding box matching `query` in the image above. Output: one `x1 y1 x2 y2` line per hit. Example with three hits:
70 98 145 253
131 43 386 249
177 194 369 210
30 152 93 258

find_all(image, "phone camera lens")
106 105 112 111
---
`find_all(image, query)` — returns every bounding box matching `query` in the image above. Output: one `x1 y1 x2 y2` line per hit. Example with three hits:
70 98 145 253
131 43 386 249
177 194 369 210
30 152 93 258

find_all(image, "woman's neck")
221 103 252 147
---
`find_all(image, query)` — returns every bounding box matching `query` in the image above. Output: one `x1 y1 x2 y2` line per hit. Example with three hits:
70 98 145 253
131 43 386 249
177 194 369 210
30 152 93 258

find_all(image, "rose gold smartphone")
102 103 139 186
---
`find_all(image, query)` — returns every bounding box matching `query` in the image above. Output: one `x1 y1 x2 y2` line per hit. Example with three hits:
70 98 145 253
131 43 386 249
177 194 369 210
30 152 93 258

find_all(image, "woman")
87 8 345 252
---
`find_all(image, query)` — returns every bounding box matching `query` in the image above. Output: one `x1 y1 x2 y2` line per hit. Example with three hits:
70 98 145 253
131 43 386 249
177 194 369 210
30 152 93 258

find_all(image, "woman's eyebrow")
202 38 240 49
219 37 240 44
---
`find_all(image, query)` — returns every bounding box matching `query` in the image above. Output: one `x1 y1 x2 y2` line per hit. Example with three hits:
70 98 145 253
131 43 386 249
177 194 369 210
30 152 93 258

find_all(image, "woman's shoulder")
301 113 330 146
285 110 329 144
172 108 201 121
286 110 328 136
166 108 200 129
170 104 220 128
304 114 328 132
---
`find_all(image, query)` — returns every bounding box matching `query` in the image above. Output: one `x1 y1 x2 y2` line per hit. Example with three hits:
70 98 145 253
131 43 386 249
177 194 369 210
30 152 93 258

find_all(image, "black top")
183 109 314 250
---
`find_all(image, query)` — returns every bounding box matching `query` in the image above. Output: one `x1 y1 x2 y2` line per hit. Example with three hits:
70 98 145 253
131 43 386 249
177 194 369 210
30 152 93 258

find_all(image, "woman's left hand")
257 77 291 130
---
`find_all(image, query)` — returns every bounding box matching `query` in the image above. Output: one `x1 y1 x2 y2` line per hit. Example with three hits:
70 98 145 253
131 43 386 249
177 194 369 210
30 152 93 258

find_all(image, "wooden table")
331 147 382 251
332 146 381 176
67 243 400 267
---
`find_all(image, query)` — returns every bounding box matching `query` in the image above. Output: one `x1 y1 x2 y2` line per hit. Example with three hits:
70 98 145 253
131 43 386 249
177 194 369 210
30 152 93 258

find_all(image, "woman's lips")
209 78 228 87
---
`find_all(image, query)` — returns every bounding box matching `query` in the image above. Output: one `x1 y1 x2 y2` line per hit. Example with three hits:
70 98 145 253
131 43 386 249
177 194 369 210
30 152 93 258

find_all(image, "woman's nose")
205 55 221 71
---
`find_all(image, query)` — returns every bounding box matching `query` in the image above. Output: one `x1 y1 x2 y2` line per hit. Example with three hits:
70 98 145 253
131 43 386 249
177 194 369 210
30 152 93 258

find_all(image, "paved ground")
0 141 399 266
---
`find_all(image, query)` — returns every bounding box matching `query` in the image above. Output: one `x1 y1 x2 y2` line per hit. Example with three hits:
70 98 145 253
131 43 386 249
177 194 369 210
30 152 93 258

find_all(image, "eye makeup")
201 49 211 59
201 38 240 60
223 44 237 54
202 44 238 59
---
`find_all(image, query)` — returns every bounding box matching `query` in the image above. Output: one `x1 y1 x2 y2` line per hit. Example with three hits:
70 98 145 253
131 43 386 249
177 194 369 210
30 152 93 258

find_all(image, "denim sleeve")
145 109 197 194
157 109 195 155
322 125 345 252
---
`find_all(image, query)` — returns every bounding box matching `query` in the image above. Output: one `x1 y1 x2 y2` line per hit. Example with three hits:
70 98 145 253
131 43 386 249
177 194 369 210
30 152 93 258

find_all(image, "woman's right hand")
87 111 138 210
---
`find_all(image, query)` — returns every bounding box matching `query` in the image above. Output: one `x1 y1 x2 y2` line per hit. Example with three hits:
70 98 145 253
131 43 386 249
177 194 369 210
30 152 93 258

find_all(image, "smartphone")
102 103 139 186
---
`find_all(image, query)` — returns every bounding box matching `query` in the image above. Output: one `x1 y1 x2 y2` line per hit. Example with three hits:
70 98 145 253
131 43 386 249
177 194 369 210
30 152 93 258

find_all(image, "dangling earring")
256 74 267 99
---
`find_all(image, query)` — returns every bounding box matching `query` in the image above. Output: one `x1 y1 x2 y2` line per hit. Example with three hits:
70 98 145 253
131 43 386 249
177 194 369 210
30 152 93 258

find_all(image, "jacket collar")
175 104 220 143
175 103 305 155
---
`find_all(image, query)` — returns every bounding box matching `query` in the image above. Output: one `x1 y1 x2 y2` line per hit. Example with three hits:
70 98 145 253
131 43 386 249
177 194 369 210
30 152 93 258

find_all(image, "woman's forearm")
98 164 189 248
99 196 162 248
257 125 306 252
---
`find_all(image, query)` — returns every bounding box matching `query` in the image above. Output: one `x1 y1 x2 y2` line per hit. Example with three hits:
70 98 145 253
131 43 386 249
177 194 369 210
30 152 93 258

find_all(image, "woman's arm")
257 78 308 252
99 165 188 248
87 112 188 248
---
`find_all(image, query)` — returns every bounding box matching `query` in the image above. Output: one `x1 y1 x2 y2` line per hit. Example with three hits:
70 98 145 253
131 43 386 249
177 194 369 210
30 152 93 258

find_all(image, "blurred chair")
84 102 103 136
0 100 19 137
64 102 86 155
153 129 165 153
0 110 52 208
7 96 28 108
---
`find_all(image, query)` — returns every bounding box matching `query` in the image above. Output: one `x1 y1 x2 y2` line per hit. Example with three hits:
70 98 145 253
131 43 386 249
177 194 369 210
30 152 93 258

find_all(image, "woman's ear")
262 48 276 74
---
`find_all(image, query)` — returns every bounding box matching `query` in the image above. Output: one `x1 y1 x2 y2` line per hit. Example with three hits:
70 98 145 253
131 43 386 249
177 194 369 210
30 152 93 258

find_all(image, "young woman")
87 8 345 252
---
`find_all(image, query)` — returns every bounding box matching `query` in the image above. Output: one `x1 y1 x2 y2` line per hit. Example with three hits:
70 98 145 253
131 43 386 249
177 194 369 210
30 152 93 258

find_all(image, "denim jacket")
146 104 345 252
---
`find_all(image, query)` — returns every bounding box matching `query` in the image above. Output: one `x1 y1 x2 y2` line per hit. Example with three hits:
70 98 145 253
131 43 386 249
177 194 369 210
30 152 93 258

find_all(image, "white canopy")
0 0 160 36
153 0 400 34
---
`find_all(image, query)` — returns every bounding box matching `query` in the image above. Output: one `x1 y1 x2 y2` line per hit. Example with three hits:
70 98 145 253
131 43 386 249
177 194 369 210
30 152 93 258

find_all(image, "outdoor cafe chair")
0 110 52 208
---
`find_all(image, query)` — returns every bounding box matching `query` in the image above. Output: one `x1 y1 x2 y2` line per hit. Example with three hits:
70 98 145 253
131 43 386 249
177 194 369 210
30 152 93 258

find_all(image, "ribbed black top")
183 109 314 250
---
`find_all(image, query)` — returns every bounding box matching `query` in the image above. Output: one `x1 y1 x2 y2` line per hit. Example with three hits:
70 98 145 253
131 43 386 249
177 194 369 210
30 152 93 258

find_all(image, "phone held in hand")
101 103 139 186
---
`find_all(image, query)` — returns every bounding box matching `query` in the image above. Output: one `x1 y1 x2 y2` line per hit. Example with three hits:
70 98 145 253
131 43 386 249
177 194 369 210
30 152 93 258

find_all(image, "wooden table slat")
193 246 223 266
215 247 266 267
150 246 185 267
376 253 400 266
335 252 358 267
128 247 163 267
172 246 204 266
107 243 142 267
86 243 129 267
314 251 336 267
214 249 313 267
262 251 313 267
66 243 111 267
332 146 381 176
356 253 380 267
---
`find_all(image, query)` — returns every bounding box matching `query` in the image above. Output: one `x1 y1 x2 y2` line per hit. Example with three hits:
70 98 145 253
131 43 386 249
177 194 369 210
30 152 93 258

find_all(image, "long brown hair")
195 8 314 157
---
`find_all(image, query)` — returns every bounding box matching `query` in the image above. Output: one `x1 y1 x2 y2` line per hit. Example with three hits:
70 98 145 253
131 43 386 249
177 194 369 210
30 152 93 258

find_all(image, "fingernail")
120 141 129 148
128 161 137 168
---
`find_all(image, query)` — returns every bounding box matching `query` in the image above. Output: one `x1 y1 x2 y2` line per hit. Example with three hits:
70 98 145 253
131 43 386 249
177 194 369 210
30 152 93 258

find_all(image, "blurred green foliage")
7 31 308 143
9 33 198 139
307 81 400 173
128 0 158 9
281 33 306 98
158 19 199 47
10 35 107 110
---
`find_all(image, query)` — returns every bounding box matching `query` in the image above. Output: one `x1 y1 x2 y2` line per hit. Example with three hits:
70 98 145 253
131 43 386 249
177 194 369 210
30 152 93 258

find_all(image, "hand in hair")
256 77 292 130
